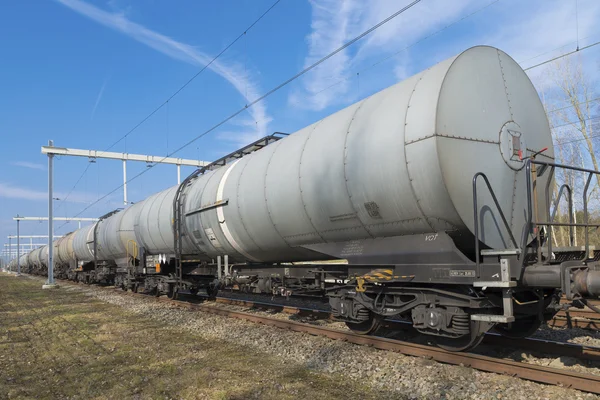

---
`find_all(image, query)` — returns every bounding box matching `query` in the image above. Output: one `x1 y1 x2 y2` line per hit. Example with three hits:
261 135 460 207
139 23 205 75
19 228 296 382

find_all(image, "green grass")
0 273 398 399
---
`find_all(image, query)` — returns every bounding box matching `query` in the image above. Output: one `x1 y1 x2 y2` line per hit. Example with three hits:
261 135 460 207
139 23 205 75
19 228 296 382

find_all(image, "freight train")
8 46 600 351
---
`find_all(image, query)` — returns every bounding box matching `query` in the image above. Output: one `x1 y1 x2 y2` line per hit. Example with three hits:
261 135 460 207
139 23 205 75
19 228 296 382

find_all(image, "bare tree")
544 57 600 247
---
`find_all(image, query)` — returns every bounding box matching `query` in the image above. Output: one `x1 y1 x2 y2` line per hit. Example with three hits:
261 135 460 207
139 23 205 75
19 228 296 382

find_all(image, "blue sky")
2 0 600 258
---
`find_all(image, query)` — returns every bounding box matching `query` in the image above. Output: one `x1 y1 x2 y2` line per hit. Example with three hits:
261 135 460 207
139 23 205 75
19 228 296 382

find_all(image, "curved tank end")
435 45 554 250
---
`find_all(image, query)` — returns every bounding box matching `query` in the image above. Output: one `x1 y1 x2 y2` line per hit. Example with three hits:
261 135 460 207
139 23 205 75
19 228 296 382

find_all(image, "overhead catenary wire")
524 40 600 71
309 10 597 105
309 0 501 99
554 133 600 146
97 0 283 156
59 0 600 225
547 97 600 114
58 0 424 222
54 162 93 213
575 0 580 51
552 116 600 147
552 115 600 131
54 0 282 232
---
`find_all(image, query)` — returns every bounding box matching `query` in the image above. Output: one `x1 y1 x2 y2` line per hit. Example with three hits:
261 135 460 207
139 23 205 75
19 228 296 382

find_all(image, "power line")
524 40 600 71
553 116 600 147
58 0 424 223
552 115 600 130
547 97 600 114
309 0 500 99
55 162 92 213
519 34 598 65
98 0 283 156
555 132 600 146
55 0 282 232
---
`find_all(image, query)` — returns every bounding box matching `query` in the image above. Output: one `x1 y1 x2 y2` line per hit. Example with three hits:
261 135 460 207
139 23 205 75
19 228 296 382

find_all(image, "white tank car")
24 45 553 269
15 45 554 270
177 45 553 263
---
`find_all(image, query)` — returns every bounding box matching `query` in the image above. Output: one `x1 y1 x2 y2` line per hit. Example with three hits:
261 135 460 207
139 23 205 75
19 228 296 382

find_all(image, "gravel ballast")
46 278 600 400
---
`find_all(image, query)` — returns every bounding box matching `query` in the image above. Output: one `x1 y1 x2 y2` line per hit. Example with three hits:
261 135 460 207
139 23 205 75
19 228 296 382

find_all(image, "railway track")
208 295 600 361
211 292 600 331
140 293 600 394
35 277 600 394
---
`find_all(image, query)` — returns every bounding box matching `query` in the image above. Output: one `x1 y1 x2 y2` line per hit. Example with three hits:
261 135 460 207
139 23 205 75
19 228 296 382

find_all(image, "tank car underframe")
321 249 600 350
223 231 600 350
109 256 220 299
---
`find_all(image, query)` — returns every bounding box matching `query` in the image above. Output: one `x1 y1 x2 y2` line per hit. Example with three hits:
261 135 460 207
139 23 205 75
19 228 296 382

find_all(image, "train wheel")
345 314 382 335
167 285 178 300
494 316 541 339
435 320 492 352
206 285 219 299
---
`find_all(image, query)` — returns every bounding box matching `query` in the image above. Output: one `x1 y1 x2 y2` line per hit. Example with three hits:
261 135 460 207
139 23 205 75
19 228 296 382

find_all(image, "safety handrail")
472 172 519 269
547 180 574 258
525 159 600 264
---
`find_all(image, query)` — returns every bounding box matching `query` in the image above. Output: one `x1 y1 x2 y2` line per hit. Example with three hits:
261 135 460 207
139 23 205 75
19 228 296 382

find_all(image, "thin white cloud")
483 0 600 92
291 0 600 112
11 161 46 171
290 0 475 111
91 76 110 120
55 0 269 142
0 183 48 201
0 182 93 204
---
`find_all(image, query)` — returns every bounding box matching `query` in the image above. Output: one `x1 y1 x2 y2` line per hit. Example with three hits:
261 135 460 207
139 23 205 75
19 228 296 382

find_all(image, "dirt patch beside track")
0 273 389 399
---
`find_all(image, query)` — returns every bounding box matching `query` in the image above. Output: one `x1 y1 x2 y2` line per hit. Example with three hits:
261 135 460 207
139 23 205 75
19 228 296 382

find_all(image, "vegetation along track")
54 278 600 395
208 295 600 362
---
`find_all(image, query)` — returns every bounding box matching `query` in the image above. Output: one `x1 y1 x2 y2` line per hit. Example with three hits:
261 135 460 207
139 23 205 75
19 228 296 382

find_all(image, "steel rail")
209 296 600 361
211 295 600 332
550 316 600 330
212 295 599 329
150 295 600 394
42 279 600 393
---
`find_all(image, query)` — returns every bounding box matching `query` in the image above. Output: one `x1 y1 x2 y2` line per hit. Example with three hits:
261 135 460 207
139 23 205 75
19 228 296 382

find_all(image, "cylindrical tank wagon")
178 46 553 265
12 46 600 351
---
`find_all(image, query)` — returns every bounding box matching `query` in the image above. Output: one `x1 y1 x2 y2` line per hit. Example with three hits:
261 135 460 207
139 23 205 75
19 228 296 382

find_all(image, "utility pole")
43 139 58 289
16 216 20 276
123 160 128 206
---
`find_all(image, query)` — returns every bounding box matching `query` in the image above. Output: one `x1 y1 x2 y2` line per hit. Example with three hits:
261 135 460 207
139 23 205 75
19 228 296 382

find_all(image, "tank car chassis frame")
322 158 600 350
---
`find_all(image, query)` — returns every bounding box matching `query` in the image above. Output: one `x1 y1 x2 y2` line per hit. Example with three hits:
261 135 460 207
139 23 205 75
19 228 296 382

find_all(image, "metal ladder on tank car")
471 171 519 323
92 208 123 274
126 240 139 289
472 156 600 323
521 159 600 299
172 132 289 291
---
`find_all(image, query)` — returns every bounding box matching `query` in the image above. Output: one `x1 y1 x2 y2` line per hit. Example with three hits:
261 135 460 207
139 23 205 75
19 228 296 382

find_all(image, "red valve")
530 147 548 159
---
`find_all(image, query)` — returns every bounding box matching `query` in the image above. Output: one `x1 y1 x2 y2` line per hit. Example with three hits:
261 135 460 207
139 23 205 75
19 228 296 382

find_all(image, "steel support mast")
16 216 20 276
43 140 58 289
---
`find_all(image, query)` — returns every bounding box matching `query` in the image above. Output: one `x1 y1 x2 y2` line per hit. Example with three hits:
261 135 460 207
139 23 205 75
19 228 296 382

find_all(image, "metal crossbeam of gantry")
7 235 62 239
4 243 47 247
41 143 210 205
13 216 97 229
